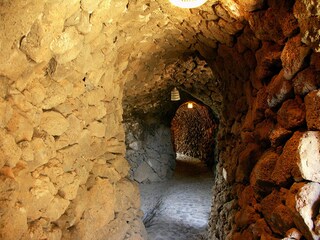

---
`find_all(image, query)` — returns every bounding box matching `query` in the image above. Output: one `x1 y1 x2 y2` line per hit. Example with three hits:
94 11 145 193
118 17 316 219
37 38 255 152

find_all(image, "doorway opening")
171 100 217 167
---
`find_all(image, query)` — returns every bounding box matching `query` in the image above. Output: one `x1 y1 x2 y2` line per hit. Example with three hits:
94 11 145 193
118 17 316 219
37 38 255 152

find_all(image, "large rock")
293 67 318 96
281 35 311 80
261 189 294 235
277 97 306 130
40 111 69 136
267 70 293 108
250 150 278 197
305 90 320 130
287 182 320 240
297 131 320 183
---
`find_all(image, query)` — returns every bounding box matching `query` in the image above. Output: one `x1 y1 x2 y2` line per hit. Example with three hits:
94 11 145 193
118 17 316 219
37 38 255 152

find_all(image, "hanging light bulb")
187 102 193 109
169 0 207 8
171 87 180 101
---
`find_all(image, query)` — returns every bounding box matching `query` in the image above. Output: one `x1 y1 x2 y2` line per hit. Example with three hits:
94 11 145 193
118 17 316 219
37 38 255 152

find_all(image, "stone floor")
139 156 214 240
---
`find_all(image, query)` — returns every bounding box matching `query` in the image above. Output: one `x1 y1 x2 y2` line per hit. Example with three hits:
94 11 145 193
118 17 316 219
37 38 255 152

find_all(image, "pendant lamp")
171 87 180 101
169 0 207 8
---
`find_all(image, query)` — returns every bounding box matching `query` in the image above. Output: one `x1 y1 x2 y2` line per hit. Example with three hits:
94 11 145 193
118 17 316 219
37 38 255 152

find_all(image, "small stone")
0 130 22 168
7 111 34 142
285 228 303 240
234 0 265 12
277 98 306 130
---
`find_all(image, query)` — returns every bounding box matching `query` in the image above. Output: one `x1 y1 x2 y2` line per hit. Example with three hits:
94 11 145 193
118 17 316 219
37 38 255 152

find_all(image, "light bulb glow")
169 0 208 8
187 102 193 109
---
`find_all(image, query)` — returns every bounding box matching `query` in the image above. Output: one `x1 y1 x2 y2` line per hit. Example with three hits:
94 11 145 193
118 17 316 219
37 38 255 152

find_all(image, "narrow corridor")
140 156 214 240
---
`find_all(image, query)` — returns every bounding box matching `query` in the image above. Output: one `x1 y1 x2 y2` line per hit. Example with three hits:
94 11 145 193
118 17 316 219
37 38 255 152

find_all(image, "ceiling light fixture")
171 87 180 101
169 0 207 8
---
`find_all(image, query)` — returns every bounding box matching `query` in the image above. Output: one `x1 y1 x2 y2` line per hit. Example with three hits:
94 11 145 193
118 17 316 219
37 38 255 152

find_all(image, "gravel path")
139 158 214 240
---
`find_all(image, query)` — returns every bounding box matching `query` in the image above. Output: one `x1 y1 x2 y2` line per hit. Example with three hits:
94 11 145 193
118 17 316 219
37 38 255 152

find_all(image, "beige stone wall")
0 1 146 239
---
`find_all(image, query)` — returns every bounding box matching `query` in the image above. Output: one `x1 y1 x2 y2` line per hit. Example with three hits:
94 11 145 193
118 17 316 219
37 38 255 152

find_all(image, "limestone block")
91 164 121 183
20 19 54 63
261 189 294 235
77 11 92 34
305 90 320 130
297 131 320 183
248 10 283 43
234 206 260 228
277 98 306 130
0 130 22 168
0 100 13 128
7 111 34 142
255 42 282 83
40 111 69 136
250 151 278 196
81 0 101 13
0 48 31 79
115 179 140 212
234 0 265 12
287 182 320 240
218 19 244 35
281 35 311 80
27 176 57 220
73 45 93 74
272 131 303 186
84 88 106 106
65 10 81 27
293 67 318 96
42 81 68 110
207 21 234 47
24 81 46 106
254 119 275 143
50 27 84 63
0 206 28 240
55 114 83 150
59 178 80 200
75 178 115 239
29 137 54 171
267 70 293 108
88 121 106 138
108 156 130 178
236 143 261 182
251 87 269 124
19 141 34 162
43 196 70 221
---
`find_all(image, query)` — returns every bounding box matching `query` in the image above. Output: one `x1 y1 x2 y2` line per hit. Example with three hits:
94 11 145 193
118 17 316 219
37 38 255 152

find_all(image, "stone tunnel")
0 0 320 239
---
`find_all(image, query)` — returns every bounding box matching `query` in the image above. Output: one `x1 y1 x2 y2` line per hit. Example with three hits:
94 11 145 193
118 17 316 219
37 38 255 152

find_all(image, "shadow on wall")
171 101 217 167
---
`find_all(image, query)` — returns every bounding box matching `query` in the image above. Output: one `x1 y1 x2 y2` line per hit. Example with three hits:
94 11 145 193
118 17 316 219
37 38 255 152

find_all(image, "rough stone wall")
0 1 146 239
125 118 175 183
205 1 320 240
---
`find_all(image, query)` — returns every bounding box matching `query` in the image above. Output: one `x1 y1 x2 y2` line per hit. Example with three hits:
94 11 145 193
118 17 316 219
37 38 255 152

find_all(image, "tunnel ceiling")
118 0 320 119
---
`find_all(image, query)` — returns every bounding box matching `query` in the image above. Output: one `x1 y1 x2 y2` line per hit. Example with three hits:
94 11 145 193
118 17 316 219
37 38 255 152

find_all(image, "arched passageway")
171 101 217 166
